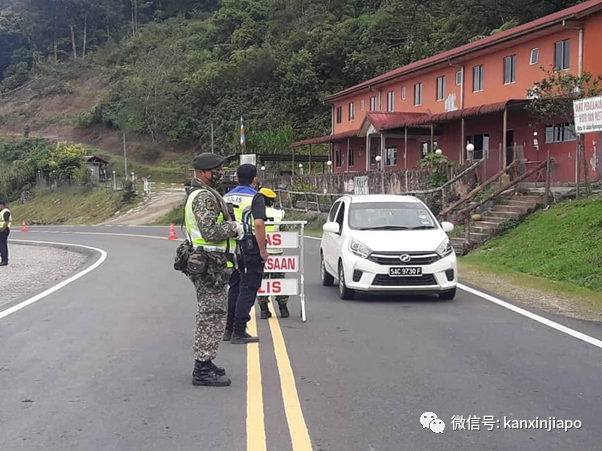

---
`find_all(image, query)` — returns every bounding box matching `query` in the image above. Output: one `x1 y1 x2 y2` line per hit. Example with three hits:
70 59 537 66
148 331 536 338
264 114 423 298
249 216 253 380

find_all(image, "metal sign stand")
261 220 308 322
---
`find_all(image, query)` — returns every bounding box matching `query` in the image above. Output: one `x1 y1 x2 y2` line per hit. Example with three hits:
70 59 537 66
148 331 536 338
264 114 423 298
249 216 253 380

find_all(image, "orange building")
293 0 602 184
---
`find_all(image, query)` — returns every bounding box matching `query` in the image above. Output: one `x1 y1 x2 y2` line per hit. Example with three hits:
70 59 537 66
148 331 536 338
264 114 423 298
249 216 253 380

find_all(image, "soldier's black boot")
192 360 231 387
230 323 259 344
259 303 272 319
279 304 290 318
223 327 233 341
211 362 226 376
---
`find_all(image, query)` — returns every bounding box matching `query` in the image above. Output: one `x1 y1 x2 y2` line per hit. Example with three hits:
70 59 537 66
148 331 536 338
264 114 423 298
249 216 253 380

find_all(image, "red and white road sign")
257 278 298 296
267 231 299 249
264 255 299 273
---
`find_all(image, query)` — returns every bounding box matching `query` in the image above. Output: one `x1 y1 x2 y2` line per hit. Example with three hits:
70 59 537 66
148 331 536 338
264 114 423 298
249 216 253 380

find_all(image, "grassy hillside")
461 197 602 293
10 187 128 225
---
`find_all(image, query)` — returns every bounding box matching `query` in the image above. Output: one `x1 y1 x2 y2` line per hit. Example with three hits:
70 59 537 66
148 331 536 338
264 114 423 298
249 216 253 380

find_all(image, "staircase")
450 193 544 255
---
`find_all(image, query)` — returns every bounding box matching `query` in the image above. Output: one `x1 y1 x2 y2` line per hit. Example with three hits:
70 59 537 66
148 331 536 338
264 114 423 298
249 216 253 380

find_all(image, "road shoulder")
458 260 602 324
1 241 91 312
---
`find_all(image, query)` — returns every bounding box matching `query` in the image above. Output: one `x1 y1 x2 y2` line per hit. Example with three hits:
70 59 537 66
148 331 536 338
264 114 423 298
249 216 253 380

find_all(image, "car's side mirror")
441 221 454 233
323 222 341 234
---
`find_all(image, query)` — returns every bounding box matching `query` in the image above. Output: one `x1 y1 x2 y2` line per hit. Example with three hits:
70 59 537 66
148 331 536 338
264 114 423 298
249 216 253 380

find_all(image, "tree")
527 69 602 196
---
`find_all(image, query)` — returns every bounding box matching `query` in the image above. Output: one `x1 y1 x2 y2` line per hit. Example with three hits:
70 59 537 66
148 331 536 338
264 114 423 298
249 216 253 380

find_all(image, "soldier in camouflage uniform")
257 188 290 319
182 153 244 387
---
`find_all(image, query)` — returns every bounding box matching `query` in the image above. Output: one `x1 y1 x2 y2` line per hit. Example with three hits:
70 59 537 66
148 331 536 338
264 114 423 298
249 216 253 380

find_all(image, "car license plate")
389 267 422 277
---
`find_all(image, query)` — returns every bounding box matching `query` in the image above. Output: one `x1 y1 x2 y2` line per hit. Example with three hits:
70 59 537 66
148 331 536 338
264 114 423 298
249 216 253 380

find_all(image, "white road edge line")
0 240 108 321
458 283 602 350
304 235 602 350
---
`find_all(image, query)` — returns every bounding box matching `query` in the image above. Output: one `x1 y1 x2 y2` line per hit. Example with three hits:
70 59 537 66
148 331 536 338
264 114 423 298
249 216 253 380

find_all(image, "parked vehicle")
320 195 457 300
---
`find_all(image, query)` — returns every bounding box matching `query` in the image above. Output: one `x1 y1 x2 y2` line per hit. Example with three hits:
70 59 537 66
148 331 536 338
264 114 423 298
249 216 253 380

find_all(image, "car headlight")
436 238 453 257
349 239 372 259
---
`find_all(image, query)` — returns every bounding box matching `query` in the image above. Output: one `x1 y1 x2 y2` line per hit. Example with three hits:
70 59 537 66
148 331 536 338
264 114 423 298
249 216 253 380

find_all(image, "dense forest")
0 0 579 154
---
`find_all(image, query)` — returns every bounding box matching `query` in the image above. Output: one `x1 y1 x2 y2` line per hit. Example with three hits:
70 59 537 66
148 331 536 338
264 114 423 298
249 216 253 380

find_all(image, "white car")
320 195 458 300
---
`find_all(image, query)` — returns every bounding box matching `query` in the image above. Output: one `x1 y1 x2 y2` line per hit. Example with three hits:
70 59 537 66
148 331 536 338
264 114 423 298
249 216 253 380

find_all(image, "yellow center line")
267 302 313 451
247 306 267 451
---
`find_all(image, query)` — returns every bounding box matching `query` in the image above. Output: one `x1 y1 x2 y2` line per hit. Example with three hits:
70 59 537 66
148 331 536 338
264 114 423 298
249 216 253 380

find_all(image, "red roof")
291 100 529 145
326 0 602 101
291 129 360 147
366 112 430 131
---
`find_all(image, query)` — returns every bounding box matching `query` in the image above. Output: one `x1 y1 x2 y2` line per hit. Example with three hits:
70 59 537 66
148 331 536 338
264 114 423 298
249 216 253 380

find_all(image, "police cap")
193 153 225 171
236 164 257 184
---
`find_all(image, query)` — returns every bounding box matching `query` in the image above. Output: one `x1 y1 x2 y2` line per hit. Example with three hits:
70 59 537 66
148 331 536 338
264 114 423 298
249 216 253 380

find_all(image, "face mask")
209 170 224 185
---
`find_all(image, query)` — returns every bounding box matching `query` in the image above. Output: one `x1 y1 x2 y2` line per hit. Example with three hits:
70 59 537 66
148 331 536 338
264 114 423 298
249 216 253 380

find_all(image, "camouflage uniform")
186 181 239 362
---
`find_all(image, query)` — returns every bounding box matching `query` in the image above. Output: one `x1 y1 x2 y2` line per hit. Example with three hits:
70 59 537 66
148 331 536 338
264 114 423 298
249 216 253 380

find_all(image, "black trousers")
227 270 261 329
0 228 9 262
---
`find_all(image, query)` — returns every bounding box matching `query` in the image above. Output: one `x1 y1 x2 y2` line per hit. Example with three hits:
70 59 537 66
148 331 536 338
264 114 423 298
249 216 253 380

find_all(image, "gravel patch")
0 244 88 309
460 263 602 322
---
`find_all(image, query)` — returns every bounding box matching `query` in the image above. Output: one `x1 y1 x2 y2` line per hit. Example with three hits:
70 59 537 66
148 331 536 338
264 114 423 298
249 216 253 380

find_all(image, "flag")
240 116 246 150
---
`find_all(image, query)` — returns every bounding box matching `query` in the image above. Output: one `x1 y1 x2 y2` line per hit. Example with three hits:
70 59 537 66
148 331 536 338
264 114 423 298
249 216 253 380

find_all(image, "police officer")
0 199 11 267
183 153 244 387
257 188 290 319
223 164 269 344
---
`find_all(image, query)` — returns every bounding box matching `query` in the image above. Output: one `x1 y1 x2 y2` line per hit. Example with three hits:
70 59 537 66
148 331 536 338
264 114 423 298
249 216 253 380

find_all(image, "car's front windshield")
348 201 437 230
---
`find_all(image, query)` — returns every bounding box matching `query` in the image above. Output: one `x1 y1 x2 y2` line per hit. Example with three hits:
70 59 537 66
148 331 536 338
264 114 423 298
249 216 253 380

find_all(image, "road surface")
1 226 601 451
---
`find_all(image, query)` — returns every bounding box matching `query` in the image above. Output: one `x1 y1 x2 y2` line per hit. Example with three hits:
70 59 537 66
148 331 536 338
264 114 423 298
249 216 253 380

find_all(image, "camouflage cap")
193 153 225 170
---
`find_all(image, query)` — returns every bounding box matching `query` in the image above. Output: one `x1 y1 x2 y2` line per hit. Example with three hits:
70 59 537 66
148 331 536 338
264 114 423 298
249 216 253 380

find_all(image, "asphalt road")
1 226 601 451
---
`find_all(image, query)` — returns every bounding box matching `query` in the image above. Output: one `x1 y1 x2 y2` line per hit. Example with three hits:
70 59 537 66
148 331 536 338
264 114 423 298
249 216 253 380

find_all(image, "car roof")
344 195 422 204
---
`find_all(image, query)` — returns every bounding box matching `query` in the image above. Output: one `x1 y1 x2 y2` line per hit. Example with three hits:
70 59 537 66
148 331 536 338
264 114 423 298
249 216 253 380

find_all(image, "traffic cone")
167 223 178 240
21 221 28 232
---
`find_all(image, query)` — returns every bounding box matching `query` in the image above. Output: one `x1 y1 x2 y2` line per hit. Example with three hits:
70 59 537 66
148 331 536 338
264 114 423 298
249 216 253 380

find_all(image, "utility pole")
123 132 128 179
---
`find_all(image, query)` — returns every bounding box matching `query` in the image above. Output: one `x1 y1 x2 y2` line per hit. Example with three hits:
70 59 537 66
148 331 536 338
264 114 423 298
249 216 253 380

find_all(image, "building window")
348 147 355 167
387 91 395 112
349 102 355 121
421 142 429 158
335 149 342 167
530 48 539 65
455 70 462 86
370 96 377 112
554 39 570 70
360 99 365 111
436 76 446 101
385 147 397 166
473 65 484 92
414 83 423 106
545 123 576 143
336 107 342 124
503 55 516 84
401 87 406 100
466 134 490 160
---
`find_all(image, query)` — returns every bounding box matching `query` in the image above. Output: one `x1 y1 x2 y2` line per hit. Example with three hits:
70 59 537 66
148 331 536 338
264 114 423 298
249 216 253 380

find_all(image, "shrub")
418 153 455 189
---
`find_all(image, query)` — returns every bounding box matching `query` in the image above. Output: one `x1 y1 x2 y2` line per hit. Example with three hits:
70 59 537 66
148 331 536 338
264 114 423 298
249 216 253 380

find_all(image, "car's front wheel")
338 261 355 300
321 252 335 287
439 288 456 300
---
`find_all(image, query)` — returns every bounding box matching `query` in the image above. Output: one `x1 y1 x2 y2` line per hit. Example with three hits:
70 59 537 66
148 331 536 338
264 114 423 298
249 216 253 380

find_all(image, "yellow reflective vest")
266 206 284 255
0 208 11 229
184 190 236 267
